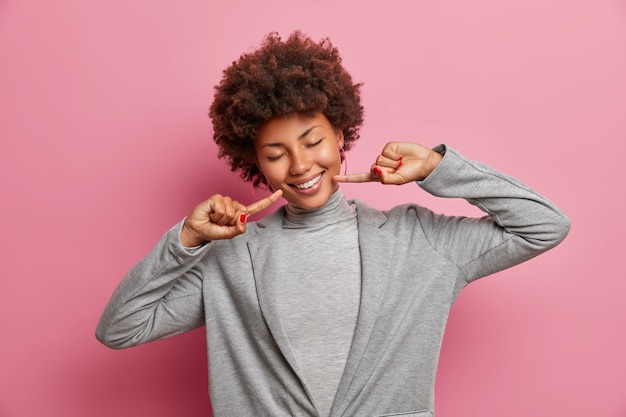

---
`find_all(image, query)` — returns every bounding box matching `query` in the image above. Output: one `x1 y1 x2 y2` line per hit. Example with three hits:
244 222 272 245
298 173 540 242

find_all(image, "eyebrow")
260 125 321 148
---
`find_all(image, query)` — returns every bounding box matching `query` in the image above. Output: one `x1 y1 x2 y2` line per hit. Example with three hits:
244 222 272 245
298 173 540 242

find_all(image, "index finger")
246 189 283 216
333 172 375 183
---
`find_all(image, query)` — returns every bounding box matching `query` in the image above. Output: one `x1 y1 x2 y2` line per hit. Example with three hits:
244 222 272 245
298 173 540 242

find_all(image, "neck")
283 188 354 229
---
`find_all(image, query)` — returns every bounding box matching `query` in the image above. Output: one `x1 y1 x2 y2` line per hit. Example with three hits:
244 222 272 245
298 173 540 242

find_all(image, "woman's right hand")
180 190 283 247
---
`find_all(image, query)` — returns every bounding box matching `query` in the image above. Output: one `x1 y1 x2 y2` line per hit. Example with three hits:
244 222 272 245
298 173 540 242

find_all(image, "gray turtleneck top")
276 188 361 416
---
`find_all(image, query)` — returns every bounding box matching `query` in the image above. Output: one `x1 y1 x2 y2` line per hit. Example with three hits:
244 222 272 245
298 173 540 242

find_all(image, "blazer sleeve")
416 145 571 283
95 219 207 349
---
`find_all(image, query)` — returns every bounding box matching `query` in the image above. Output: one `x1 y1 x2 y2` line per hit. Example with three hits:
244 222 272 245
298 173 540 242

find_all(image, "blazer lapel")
330 202 398 416
246 211 314 402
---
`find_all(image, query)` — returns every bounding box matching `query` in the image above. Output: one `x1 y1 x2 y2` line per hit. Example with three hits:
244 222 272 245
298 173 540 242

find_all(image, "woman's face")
254 113 344 209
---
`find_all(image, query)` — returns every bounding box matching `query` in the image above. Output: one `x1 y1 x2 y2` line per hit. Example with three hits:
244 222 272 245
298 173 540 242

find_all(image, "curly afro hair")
209 31 364 187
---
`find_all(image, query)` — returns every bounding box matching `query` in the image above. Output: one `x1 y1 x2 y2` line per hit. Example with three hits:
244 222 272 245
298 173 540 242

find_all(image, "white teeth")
294 173 323 189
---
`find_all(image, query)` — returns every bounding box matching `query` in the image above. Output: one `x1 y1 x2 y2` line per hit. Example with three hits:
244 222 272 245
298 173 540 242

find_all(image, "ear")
335 129 345 149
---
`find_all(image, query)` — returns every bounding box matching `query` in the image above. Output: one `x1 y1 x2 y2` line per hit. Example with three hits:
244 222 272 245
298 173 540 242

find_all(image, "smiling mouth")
292 172 324 190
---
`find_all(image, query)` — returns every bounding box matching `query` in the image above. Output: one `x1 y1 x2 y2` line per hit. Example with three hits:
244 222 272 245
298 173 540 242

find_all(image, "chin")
287 189 337 209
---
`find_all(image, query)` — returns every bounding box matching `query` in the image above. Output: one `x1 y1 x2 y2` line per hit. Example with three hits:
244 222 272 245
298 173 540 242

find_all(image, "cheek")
259 161 287 183
322 147 342 170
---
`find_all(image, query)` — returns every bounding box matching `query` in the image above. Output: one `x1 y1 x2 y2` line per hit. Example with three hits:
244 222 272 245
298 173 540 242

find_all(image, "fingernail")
373 167 382 176
239 213 247 223
397 160 403 168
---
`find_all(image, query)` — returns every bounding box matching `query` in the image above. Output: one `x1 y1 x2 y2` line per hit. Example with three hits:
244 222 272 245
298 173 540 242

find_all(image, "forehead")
255 113 332 145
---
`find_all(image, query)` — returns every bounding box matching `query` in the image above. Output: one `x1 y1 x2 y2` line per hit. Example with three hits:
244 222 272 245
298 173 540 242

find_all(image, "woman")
96 31 570 417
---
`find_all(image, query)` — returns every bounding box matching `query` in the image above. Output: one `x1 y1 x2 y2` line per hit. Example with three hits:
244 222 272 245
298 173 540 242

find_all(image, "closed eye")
266 153 284 162
265 138 323 161
306 138 323 148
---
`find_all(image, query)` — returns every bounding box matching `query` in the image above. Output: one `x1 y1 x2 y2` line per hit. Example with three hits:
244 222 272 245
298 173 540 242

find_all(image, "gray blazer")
96 147 570 417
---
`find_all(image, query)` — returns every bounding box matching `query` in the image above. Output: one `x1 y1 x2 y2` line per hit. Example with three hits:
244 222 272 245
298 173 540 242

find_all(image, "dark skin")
334 141 443 185
180 190 283 247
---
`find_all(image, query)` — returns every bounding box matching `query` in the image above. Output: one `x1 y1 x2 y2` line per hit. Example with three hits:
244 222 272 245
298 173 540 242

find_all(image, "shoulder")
247 205 285 233
351 199 432 229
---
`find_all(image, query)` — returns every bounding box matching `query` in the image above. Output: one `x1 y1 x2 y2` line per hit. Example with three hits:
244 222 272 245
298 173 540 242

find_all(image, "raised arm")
416 145 570 281
336 142 570 282
95 191 282 349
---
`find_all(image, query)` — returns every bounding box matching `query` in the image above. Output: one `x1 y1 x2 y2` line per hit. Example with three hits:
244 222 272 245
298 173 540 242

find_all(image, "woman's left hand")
334 142 443 185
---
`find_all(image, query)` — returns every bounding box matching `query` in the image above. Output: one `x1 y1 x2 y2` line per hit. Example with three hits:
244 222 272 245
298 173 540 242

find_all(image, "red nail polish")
373 167 382 176
239 213 247 223
397 160 403 168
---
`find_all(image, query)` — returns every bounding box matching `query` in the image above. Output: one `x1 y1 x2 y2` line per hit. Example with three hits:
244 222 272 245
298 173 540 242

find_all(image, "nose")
289 149 312 176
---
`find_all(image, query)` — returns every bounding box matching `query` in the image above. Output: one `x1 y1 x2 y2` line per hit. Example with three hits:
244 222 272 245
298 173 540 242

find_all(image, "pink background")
1 0 625 416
